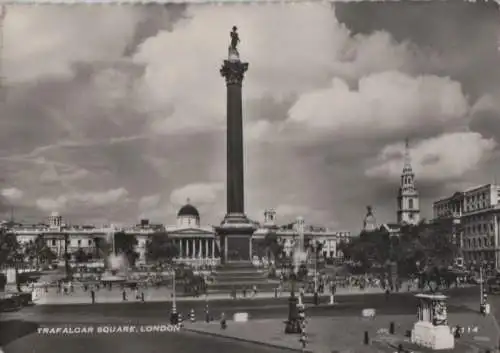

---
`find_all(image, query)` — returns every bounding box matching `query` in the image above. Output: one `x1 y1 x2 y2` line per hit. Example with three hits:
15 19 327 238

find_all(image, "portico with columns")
166 200 220 267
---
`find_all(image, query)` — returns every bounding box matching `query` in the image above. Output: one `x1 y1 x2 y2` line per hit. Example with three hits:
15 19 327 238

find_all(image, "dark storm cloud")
334 1 500 100
470 107 500 144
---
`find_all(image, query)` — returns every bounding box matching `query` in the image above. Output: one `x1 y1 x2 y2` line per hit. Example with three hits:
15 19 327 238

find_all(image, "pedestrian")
135 287 139 300
242 286 247 298
141 291 145 302
91 289 95 304
122 289 127 301
220 313 227 330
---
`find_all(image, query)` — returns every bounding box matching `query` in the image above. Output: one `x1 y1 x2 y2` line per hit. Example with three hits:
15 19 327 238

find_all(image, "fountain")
101 229 128 284
292 217 308 274
285 217 308 334
101 253 128 282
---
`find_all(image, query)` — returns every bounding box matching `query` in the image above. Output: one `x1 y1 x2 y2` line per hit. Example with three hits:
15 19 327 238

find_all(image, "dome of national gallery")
176 199 201 228
177 200 200 218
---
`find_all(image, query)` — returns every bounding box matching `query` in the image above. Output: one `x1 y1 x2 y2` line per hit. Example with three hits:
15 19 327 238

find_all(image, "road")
2 324 294 353
0 286 484 353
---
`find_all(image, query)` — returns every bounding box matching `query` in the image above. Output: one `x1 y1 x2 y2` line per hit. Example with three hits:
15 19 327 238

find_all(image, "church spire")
397 138 420 225
402 138 413 175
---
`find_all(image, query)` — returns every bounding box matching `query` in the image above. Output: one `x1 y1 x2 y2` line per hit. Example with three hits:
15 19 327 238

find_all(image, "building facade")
165 201 219 267
9 211 159 265
397 139 421 225
253 209 352 261
6 203 348 267
433 184 500 269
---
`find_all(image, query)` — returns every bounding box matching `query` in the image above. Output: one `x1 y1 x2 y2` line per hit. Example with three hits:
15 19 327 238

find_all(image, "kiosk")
411 294 454 350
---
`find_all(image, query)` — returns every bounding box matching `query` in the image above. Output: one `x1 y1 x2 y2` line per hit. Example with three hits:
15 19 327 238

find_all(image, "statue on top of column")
230 26 240 52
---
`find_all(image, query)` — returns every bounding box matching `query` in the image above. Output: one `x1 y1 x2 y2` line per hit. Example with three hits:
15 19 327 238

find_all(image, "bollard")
329 294 335 305
389 321 395 335
363 331 369 345
299 331 307 351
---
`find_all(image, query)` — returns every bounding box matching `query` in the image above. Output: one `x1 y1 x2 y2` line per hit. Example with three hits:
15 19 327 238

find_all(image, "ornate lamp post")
170 269 179 325
285 263 300 334
310 238 320 305
285 218 307 334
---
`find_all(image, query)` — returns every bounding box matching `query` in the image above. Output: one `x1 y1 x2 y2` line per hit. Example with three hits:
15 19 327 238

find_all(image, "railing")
173 258 221 267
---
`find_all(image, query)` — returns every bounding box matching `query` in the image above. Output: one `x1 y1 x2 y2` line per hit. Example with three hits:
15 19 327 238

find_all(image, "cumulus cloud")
365 132 496 182
133 3 418 136
138 194 161 211
285 71 469 139
40 164 90 184
0 3 498 230
4 6 143 83
36 188 129 212
1 187 24 202
169 182 224 206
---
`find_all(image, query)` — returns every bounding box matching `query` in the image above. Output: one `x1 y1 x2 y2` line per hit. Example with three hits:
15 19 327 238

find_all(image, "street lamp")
311 239 320 305
285 242 301 334
170 269 179 325
285 268 300 334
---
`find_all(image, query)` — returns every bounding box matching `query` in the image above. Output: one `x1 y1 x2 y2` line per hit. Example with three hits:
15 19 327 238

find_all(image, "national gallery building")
4 201 351 267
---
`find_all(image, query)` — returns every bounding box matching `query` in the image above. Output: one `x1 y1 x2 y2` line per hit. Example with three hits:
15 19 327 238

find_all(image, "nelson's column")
217 26 256 264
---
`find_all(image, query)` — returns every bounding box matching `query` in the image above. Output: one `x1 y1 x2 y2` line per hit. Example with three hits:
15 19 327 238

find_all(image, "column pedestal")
216 213 256 264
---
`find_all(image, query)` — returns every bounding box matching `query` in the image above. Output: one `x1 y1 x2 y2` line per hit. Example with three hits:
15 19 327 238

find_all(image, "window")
409 199 414 209
51 239 56 246
77 240 81 246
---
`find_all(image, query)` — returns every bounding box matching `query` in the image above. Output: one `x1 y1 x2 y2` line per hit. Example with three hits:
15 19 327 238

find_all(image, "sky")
0 1 499 233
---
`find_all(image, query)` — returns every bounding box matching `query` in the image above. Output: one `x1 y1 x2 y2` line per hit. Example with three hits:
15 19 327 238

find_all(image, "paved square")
186 312 499 353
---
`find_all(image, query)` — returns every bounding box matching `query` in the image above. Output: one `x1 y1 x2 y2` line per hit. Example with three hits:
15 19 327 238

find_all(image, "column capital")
220 59 249 86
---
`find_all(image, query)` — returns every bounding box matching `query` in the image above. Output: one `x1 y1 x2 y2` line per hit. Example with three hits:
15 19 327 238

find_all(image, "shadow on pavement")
0 320 39 346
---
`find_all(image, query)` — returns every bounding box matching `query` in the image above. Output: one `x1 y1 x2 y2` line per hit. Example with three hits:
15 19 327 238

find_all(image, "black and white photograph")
0 1 500 352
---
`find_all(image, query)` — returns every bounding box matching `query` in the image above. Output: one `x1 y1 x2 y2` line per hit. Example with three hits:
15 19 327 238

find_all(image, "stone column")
212 239 215 258
179 239 183 259
192 239 196 258
204 239 208 259
224 237 228 261
220 45 249 215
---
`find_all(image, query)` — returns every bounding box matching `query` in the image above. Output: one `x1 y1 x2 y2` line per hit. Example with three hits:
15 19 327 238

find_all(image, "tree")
342 222 458 279
38 246 57 264
24 234 47 267
114 231 139 267
146 233 178 264
63 233 72 279
263 232 284 263
0 231 23 291
73 247 89 263
93 236 110 259
340 228 392 270
0 230 21 268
